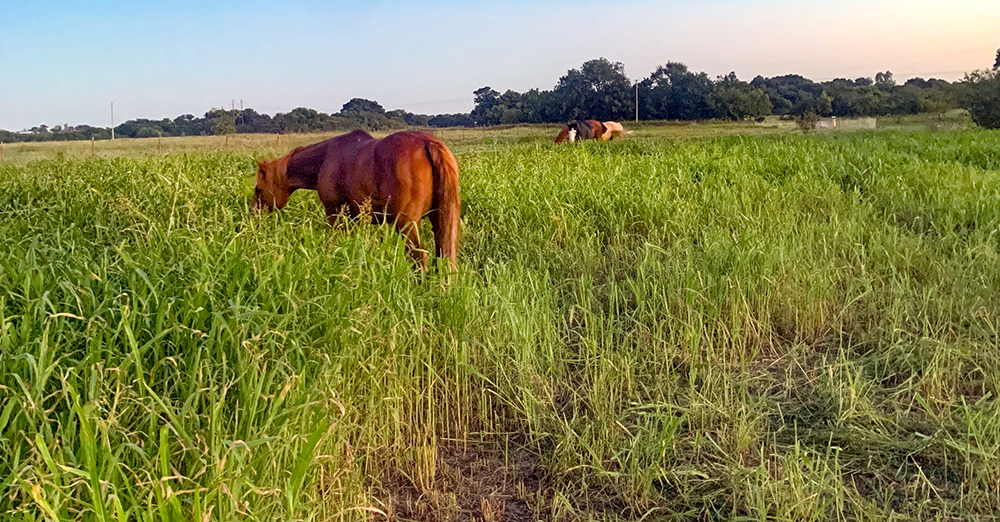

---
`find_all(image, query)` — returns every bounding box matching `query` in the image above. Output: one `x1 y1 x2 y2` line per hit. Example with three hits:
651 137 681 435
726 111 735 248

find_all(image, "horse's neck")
285 146 326 190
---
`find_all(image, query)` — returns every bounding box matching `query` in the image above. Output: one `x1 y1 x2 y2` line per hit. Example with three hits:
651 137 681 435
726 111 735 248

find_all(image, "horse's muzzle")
249 196 268 215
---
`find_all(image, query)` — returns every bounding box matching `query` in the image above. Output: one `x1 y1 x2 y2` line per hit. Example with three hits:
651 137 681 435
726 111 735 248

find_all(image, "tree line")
468 58 968 126
3 51 999 142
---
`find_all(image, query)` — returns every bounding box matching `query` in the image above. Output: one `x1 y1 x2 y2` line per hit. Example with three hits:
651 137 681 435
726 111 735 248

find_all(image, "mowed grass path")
2 130 1000 521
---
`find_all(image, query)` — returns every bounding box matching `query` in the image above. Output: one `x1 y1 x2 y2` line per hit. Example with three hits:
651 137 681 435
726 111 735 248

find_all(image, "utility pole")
111 102 115 140
635 81 639 122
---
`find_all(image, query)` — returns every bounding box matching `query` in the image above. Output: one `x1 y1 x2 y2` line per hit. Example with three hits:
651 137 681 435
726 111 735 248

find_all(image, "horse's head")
564 120 582 142
251 156 292 213
554 126 570 143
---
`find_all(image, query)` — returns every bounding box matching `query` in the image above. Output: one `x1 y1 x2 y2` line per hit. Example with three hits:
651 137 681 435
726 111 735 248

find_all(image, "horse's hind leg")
396 219 428 271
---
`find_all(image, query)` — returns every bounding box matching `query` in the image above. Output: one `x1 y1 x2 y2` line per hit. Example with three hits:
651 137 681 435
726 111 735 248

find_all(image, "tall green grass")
2 130 1000 521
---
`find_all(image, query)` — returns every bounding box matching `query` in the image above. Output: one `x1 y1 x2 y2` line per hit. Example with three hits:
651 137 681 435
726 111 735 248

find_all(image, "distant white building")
815 117 838 129
815 117 877 131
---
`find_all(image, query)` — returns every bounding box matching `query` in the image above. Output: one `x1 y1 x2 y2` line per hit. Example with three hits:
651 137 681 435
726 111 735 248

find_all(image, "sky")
1 0 998 131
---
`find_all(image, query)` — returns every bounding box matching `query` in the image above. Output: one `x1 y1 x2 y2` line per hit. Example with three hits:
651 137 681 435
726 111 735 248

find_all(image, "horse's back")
372 132 443 178
373 132 453 210
322 130 453 198
376 131 440 155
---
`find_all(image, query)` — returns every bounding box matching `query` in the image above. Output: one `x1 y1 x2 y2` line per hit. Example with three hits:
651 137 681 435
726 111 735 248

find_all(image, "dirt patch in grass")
381 440 547 522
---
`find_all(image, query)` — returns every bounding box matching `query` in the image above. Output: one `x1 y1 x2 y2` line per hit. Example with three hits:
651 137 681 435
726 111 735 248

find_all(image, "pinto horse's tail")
425 138 461 268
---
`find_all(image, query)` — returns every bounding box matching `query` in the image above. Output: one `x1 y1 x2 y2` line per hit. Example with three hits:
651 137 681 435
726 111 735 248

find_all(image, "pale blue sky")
1 0 997 130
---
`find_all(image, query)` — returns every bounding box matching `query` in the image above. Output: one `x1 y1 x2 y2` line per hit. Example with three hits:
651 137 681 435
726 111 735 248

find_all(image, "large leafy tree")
961 69 1000 129
751 74 827 116
209 110 236 135
552 58 633 121
273 107 328 133
708 73 772 121
470 87 503 125
231 108 271 133
517 89 555 123
638 62 715 120
341 98 385 115
874 71 896 90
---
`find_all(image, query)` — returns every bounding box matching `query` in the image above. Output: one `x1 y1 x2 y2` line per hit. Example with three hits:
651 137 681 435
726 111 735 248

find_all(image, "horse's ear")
256 159 265 171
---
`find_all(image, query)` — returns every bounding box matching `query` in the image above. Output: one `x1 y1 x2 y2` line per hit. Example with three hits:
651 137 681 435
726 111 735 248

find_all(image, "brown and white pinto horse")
252 130 461 270
554 119 606 143
600 121 634 141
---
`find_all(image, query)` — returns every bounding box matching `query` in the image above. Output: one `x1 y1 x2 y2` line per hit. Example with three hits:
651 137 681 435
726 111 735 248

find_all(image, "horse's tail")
425 138 461 268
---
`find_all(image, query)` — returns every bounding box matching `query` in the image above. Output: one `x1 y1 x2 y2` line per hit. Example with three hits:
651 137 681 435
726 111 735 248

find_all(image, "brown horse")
252 130 461 270
554 119 606 143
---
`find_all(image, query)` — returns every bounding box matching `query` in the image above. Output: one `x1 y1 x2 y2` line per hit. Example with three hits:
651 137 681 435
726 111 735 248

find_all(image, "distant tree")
471 87 503 125
383 109 418 127
235 108 275 134
751 74 824 116
396 111 431 127
914 85 959 113
169 114 211 136
816 91 834 116
825 78 904 116
874 71 896 90
638 62 715 120
961 69 1000 128
552 58 633 121
889 86 921 115
273 107 327 133
427 113 474 127
384 109 406 120
208 109 236 135
489 90 525 124
517 89 555 123
904 77 933 90
708 72 772 120
795 112 820 132
336 101 406 131
499 108 522 124
341 98 385 115
995 48 1000 70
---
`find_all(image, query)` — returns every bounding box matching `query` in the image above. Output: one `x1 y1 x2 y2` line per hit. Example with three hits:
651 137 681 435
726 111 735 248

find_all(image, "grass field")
2 121 1000 521
0 112 973 166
